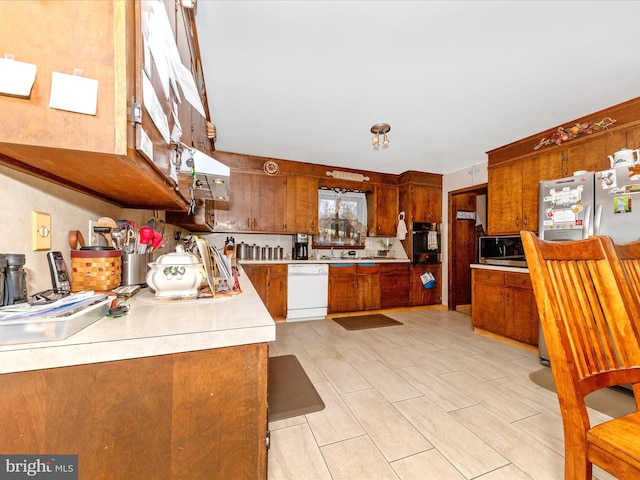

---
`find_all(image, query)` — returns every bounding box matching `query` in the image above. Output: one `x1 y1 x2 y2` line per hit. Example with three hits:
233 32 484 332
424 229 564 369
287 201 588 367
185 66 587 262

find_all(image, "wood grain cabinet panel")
356 264 381 311
0 345 268 479
328 265 358 314
472 270 505 334
0 0 213 210
243 264 287 319
328 264 382 313
409 185 442 224
487 101 640 237
380 263 410 309
367 185 399 237
285 176 318 234
472 269 539 346
216 172 287 233
487 160 525 235
410 264 442 306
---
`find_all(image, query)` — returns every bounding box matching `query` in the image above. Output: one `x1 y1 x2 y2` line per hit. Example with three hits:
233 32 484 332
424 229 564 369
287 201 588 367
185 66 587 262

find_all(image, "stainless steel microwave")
478 235 526 267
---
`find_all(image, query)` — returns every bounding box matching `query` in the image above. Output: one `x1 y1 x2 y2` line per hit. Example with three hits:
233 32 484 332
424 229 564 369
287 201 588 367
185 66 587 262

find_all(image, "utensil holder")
121 253 151 286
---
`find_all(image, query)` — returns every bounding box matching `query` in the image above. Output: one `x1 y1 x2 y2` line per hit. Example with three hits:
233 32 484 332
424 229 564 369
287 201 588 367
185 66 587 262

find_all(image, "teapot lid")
154 245 201 265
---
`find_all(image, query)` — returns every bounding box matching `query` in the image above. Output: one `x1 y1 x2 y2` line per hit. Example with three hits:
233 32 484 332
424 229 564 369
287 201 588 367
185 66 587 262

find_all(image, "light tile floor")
267 308 623 480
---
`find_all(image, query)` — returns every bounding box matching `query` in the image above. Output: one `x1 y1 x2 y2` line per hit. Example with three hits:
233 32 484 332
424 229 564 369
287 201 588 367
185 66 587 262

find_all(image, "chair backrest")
521 231 640 412
606 236 640 305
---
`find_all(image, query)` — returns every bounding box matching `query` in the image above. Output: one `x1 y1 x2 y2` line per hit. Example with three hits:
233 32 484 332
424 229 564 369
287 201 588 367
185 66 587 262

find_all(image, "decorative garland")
533 117 616 150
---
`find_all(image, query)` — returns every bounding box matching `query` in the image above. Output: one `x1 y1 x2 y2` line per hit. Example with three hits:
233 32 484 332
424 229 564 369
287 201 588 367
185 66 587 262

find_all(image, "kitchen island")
0 271 274 479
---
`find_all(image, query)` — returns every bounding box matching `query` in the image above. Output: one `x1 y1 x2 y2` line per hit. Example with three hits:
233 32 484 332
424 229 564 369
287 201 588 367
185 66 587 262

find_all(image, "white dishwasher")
286 263 328 321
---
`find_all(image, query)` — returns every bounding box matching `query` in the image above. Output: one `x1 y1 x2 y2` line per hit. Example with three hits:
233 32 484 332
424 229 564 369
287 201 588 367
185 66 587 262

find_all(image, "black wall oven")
412 222 442 264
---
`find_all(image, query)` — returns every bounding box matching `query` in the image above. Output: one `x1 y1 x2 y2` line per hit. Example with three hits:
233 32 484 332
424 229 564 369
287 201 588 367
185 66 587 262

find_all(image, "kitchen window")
315 188 367 248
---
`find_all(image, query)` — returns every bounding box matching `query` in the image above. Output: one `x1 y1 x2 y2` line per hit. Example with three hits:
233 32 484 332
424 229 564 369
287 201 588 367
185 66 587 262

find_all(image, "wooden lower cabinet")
380 263 410 308
328 264 381 314
243 264 287 320
472 268 539 345
248 261 418 316
0 344 269 479
410 264 442 306
356 264 381 311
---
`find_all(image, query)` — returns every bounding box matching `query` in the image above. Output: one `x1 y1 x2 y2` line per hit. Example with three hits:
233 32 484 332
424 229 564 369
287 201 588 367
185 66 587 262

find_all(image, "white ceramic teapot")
608 148 640 168
146 245 205 298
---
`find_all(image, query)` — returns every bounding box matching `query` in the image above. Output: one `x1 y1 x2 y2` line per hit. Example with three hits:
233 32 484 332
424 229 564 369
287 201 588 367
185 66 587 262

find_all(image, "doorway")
448 183 488 312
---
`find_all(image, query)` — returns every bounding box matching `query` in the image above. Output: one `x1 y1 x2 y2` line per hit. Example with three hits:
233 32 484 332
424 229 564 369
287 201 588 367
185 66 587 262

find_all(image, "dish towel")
428 231 438 250
396 212 407 240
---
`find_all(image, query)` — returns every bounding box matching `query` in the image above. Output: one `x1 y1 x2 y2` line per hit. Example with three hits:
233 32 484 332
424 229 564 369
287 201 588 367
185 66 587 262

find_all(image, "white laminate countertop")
0 268 275 375
240 258 410 265
470 263 530 274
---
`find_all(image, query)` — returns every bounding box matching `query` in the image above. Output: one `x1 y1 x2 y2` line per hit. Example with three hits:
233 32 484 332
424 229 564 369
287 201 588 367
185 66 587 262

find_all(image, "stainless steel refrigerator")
538 171 595 243
594 166 640 242
537 167 640 364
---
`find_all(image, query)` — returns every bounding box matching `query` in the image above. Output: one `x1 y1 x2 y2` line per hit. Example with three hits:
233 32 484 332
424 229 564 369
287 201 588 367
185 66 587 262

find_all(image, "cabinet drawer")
356 264 380 275
380 263 410 275
473 269 505 285
505 272 532 289
329 264 356 275
269 264 288 276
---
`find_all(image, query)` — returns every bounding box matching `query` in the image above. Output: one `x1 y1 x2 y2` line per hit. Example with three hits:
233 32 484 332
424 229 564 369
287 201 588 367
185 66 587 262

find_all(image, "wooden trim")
213 150 441 187
487 96 640 164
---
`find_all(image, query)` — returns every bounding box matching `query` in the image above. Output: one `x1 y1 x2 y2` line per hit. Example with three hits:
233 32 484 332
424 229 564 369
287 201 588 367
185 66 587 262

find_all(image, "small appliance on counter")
3 253 27 305
293 233 309 260
0 254 6 306
478 235 527 267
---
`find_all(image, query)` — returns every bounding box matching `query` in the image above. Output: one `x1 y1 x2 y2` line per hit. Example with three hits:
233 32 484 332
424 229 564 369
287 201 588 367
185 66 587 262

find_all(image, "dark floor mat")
268 355 325 422
332 314 402 331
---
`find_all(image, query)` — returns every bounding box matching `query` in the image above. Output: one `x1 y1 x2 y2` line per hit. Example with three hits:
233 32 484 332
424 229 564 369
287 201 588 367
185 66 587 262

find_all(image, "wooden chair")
520 230 640 480
602 236 640 326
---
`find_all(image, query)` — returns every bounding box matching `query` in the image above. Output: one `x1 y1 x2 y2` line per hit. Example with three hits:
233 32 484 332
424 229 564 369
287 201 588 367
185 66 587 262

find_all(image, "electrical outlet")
32 211 51 251
365 240 373 249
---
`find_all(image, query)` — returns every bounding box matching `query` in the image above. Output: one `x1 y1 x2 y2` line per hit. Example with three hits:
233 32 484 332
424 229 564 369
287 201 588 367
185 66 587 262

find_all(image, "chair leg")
564 446 591 480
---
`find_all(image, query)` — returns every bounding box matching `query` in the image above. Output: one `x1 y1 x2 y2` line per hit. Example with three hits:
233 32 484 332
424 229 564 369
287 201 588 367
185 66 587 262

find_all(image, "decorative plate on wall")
263 160 279 176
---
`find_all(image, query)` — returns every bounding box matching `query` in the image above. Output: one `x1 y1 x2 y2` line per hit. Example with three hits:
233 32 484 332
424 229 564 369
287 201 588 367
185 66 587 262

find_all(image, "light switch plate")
32 211 51 251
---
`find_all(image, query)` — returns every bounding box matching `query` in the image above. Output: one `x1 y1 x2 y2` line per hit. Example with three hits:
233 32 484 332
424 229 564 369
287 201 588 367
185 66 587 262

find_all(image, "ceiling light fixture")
371 123 391 150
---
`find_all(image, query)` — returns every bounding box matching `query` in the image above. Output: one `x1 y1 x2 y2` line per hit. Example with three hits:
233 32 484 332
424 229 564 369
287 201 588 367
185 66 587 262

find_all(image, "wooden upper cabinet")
367 185 398 237
410 185 442 224
222 172 286 232
285 176 318 234
259 175 287 232
488 160 524 234
537 136 608 181
0 0 207 210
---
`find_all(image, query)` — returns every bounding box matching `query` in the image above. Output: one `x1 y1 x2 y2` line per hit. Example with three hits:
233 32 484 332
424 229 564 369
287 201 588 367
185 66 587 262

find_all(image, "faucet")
330 247 334 258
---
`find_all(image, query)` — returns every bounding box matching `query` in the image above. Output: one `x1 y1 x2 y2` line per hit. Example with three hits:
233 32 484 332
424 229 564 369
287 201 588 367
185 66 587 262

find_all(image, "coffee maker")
3 253 27 305
293 234 309 260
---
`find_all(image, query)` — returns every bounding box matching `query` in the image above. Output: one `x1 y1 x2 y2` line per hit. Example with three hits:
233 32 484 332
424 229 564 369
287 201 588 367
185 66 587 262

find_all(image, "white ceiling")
195 1 640 176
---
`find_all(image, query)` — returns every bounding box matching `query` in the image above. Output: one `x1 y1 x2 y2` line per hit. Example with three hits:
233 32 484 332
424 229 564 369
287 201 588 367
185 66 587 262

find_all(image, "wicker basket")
71 249 122 292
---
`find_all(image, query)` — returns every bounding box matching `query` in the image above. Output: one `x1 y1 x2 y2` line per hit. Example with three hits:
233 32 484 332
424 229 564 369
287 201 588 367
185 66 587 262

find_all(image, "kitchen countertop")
471 263 530 273
240 257 411 265
0 268 275 375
